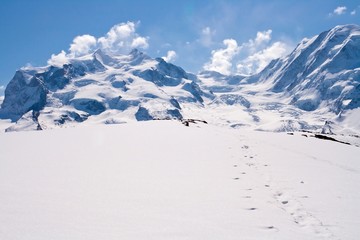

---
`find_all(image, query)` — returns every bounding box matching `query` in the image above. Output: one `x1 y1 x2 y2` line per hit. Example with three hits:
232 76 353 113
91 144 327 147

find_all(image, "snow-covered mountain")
0 49 211 131
196 24 360 134
0 24 359 135
246 24 360 113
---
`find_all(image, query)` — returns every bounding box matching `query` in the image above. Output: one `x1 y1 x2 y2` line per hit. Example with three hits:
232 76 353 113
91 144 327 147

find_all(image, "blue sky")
0 0 359 94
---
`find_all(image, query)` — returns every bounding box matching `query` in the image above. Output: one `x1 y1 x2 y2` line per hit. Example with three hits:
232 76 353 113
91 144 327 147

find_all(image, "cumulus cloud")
203 29 292 75
131 36 149 49
48 21 149 66
243 29 273 54
162 50 177 62
99 22 135 47
333 6 347 15
98 22 149 53
199 27 216 47
203 39 240 75
69 35 97 57
235 30 291 75
237 42 290 75
254 30 272 45
48 50 69 67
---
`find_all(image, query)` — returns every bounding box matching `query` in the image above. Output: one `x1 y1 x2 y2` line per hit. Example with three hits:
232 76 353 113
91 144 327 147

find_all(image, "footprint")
245 207 257 211
233 177 240 180
243 196 252 198
260 225 279 232
274 191 335 238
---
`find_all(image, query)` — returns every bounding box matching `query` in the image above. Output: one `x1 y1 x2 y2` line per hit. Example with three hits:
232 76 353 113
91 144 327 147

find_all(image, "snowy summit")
0 24 359 135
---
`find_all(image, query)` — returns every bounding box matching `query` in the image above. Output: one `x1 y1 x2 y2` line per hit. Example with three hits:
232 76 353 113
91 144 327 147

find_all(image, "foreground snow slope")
0 121 359 239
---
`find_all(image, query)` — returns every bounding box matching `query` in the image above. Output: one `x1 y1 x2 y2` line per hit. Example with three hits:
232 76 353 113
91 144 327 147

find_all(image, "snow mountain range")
0 24 359 134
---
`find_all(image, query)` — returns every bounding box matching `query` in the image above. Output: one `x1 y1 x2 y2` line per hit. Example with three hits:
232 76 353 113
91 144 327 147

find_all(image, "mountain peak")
330 24 360 34
0 46 210 128
93 49 117 66
129 48 141 55
1 25 360 135
129 48 148 58
127 48 150 65
247 23 360 113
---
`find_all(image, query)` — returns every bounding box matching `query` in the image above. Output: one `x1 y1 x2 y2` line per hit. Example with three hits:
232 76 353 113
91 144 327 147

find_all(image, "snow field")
0 121 359 239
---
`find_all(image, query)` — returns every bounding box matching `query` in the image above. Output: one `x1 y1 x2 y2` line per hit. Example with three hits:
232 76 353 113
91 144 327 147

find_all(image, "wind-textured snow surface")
0 121 359 240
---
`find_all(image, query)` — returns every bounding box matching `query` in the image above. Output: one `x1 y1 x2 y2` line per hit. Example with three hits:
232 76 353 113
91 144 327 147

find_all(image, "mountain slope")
246 24 360 113
0 121 359 239
0 49 210 131
0 24 359 134
192 24 360 134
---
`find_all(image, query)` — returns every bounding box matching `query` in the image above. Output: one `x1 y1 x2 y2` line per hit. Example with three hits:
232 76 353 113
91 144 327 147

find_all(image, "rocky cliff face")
1 70 47 121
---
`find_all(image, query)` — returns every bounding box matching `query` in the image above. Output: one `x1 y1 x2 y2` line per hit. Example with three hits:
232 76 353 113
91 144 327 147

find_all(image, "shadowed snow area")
0 121 359 239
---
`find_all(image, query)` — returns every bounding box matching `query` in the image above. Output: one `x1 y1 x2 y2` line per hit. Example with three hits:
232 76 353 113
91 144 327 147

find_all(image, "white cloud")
351 10 356 15
162 50 177 62
255 30 272 45
199 27 216 47
48 50 69 67
131 36 149 49
47 21 149 66
203 29 292 75
245 29 273 54
333 6 347 15
237 41 290 75
98 22 148 53
203 39 240 75
98 22 135 49
69 35 97 57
